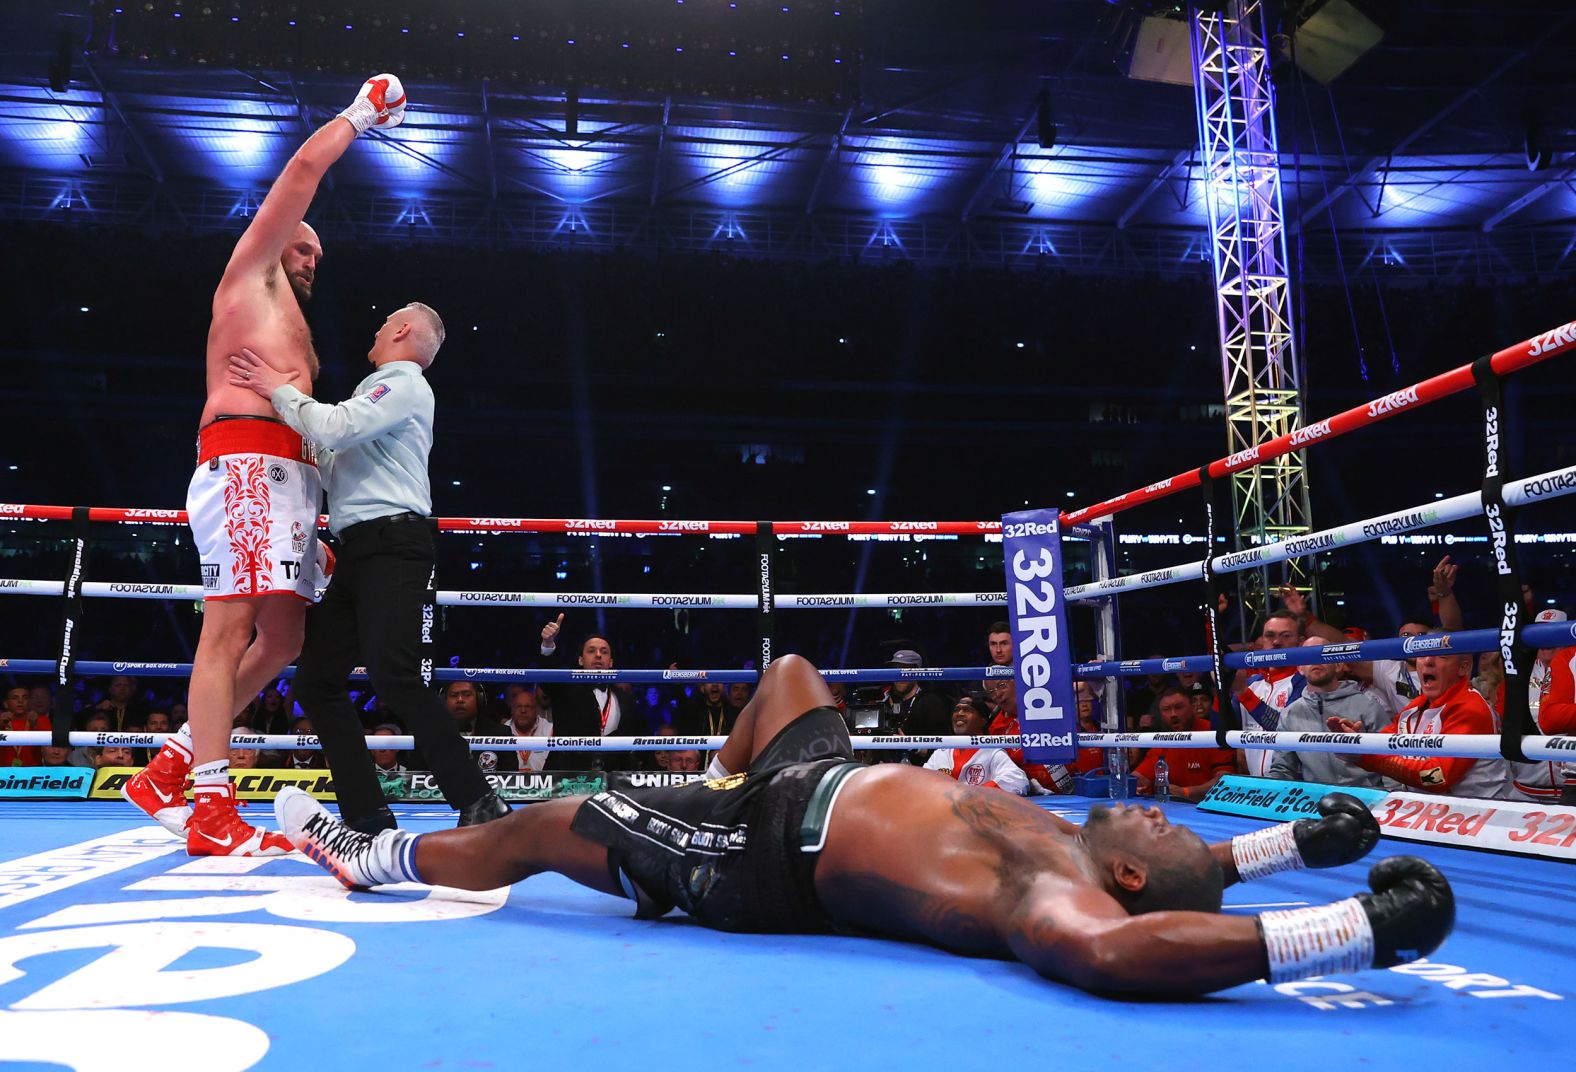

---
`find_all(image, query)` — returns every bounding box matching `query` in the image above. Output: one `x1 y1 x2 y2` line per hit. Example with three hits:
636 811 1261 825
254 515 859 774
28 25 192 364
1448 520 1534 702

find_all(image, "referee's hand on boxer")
229 347 301 398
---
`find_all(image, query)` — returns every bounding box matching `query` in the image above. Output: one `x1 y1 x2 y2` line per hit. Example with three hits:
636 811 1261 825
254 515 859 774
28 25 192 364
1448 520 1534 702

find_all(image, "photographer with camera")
845 650 952 764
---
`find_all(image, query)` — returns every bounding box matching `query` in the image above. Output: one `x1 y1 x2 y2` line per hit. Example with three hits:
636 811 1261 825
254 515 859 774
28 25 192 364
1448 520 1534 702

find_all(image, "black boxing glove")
1256 855 1454 983
1231 792 1380 881
1356 855 1455 968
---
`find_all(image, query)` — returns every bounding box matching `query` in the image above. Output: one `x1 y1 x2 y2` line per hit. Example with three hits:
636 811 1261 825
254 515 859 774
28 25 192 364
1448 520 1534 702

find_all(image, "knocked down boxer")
277 654 1452 997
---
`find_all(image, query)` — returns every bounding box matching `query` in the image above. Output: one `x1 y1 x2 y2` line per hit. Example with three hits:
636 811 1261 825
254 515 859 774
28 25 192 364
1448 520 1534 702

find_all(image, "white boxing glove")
339 73 407 135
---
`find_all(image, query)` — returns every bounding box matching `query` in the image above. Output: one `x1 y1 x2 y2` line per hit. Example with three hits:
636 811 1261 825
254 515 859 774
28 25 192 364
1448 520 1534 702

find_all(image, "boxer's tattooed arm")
946 787 1063 904
949 784 1080 837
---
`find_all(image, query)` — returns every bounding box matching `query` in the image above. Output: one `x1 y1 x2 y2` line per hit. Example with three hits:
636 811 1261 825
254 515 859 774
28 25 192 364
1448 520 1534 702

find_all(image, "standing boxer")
123 75 408 855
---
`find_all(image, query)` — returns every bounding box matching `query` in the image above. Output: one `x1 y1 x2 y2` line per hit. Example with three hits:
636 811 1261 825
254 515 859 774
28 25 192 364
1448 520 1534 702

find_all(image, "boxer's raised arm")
222 77 405 283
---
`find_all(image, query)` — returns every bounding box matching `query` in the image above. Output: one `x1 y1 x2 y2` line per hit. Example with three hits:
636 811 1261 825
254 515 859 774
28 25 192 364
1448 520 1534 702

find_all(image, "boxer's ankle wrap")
1257 899 1373 983
1232 822 1304 882
338 99 380 135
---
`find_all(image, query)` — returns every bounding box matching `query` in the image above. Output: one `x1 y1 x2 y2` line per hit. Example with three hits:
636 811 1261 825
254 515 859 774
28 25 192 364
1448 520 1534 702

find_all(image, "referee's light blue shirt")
270 360 433 537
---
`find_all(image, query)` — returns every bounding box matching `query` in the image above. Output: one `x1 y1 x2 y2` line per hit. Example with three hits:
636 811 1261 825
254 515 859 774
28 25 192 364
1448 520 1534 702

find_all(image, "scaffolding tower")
1190 0 1315 625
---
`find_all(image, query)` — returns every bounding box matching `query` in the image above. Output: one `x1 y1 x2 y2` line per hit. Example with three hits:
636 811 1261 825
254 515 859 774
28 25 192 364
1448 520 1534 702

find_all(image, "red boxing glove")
312 540 336 598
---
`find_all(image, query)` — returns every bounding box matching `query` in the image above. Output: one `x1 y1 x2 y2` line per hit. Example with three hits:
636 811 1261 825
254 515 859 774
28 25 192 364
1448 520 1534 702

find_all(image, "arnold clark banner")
0 767 93 800
1000 508 1076 763
91 767 338 801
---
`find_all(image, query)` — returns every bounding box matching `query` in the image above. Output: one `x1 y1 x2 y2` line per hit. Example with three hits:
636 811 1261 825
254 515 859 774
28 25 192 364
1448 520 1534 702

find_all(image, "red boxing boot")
187 782 294 857
122 737 194 836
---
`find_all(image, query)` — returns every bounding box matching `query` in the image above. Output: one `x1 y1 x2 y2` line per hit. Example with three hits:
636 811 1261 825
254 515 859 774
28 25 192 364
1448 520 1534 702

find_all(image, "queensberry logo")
662 670 708 680
1402 635 1451 654
367 384 390 404
1161 659 1187 671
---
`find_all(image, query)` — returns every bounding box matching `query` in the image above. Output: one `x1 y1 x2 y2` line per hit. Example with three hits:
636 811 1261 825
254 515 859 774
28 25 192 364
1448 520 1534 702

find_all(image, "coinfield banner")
91 767 337 802
1001 508 1077 763
0 767 92 800
1199 775 1389 822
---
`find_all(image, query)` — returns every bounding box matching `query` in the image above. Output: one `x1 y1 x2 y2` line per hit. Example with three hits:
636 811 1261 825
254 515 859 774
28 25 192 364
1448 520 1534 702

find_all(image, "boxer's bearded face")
280 226 322 308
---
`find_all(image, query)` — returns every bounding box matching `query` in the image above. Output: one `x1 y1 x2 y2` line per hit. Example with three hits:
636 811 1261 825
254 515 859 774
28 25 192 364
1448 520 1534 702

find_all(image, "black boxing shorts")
569 705 859 934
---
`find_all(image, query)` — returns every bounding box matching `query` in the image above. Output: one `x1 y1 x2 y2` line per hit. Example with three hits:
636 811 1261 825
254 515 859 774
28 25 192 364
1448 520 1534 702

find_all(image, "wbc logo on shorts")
291 521 309 555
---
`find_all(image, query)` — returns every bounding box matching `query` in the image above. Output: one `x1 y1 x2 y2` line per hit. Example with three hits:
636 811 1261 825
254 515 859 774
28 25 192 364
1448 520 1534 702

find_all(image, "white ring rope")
0 580 1010 610
1065 463 1576 601
4 730 1572 763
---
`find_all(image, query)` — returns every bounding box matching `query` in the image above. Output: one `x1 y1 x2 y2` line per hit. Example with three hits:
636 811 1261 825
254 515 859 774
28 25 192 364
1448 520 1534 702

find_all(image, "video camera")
845 685 889 734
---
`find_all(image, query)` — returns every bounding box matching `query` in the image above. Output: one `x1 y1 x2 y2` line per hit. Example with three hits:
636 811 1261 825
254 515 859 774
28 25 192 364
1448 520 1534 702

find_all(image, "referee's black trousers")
292 515 488 823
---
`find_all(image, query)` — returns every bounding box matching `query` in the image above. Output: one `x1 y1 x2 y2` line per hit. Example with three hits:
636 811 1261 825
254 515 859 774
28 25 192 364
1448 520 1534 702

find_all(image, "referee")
228 302 509 832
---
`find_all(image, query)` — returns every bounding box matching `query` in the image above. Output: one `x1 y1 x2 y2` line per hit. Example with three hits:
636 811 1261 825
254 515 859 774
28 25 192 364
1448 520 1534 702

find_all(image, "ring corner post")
1001 506 1077 767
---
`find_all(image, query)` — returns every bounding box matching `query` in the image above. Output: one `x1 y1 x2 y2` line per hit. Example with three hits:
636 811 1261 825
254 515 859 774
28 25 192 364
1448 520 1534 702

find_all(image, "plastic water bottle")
1154 756 1170 803
1108 747 1129 801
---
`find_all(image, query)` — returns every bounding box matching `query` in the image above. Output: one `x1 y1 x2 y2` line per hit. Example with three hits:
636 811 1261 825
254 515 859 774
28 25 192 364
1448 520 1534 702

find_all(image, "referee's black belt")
336 511 431 546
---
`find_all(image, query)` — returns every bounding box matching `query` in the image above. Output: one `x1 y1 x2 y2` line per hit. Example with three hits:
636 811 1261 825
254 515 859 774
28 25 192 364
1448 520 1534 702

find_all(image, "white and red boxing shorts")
187 417 321 602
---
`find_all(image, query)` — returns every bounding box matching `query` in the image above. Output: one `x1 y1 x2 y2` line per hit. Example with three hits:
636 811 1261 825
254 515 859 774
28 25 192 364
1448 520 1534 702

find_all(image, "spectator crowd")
5 558 1572 805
